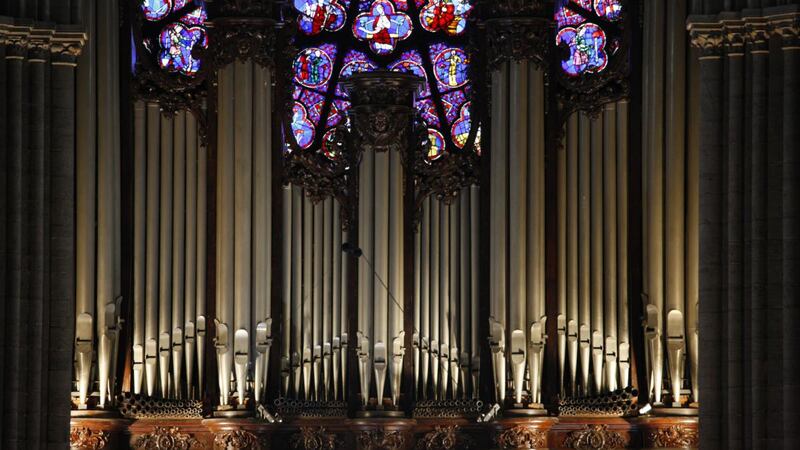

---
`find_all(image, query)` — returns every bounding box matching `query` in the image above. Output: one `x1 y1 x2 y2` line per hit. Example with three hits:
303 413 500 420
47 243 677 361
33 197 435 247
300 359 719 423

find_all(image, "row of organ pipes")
413 188 481 400
132 106 207 400
76 58 699 413
281 188 349 401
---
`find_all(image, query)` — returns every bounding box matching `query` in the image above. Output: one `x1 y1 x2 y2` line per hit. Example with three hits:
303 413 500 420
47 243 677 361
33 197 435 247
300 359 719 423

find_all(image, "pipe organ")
215 60 275 408
132 105 206 399
557 106 631 398
414 187 481 401
356 148 406 409
488 61 548 408
280 188 348 402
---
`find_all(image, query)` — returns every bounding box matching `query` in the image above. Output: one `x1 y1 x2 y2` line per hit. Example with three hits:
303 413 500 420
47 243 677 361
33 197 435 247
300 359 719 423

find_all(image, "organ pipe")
357 149 374 406
291 186 303 396
133 102 146 395
603 104 618 393
578 114 591 396
470 186 480 399
323 199 333 401
389 150 405 406
233 60 254 406
449 203 459 398
144 104 160 397
420 199 431 399
172 111 186 399
558 123 568 397
590 116 604 394
313 201 323 401
440 202 450 402
185 113 198 399
566 114 579 397
459 190 470 398
508 61 528 406
303 196 313 399
253 65 273 404
158 114 174 399
489 65 508 404
616 102 631 391
216 63 235 407
430 200 441 400
196 130 207 399
374 151 390 406
281 186 293 396
333 200 343 400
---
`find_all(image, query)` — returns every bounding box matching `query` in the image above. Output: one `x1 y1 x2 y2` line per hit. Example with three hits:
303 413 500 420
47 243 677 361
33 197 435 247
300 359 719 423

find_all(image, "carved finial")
70 427 110 450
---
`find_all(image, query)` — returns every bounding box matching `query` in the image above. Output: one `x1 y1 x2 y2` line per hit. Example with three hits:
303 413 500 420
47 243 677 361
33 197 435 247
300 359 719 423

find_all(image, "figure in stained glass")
451 102 472 148
353 0 413 55
554 0 592 28
295 0 348 35
294 47 335 89
426 129 445 160
432 47 468 89
557 22 608 76
142 0 171 21
158 21 207 76
419 0 472 35
594 0 623 20
292 102 316 149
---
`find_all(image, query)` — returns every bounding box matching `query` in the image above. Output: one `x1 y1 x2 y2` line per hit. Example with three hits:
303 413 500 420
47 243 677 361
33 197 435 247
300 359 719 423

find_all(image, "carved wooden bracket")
415 426 475 450
70 427 110 450
495 425 548 449
561 424 628 450
133 426 200 450
357 429 407 450
645 425 698 448
291 427 341 450
214 429 269 450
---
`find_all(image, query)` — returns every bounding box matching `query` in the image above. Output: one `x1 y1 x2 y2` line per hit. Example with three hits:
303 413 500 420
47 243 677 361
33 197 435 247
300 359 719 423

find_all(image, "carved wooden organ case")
70 1 700 449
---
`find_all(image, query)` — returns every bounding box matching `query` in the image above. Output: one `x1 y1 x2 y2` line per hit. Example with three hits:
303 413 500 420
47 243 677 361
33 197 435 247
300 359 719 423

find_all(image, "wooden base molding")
70 415 698 449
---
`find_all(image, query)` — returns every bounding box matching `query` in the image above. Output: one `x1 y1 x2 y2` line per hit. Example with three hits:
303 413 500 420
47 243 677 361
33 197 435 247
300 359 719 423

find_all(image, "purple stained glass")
431 45 469 90
389 51 430 97
142 0 171 21
295 0 348 35
353 0 413 55
426 128 445 160
322 128 342 159
419 0 472 36
441 89 467 123
557 22 608 76
554 0 592 28
594 0 623 21
292 102 316 149
451 102 472 148
181 6 207 25
416 98 439 126
296 90 326 126
293 47 335 89
158 21 207 76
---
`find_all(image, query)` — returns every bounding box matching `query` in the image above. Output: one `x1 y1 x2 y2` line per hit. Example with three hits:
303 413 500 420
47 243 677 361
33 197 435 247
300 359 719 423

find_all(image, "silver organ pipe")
389 150 405 406
578 114 591 396
420 199 431 399
430 200 440 400
313 201 323 401
590 116 604 395
303 195 313 399
333 200 343 400
373 151 390 407
133 102 146 396
323 199 333 402
144 104 160 398
282 186 293 396
616 102 631 391
414 205 422 398
439 201 450 402
158 114 174 400
566 115 579 396
357 149 374 406
172 111 186 399
196 128 208 399
557 117 568 397
489 64 508 404
459 190 470 398
292 186 303 397
469 185 480 399
253 65 273 405
603 104 618 393
185 113 198 399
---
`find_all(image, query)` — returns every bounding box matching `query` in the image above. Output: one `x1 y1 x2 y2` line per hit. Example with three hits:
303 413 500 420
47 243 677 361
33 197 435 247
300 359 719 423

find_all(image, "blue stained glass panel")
419 0 472 36
294 0 348 35
417 98 439 126
142 0 171 21
556 22 608 76
430 45 469 90
158 21 207 75
451 101 472 148
294 46 336 89
292 102 316 149
426 128 445 160
594 0 623 21
554 0 592 28
353 0 413 55
389 51 430 97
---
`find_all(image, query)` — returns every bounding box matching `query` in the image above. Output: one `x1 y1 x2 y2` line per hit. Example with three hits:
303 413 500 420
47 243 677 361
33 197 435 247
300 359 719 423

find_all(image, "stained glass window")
553 0 623 77
287 0 481 160
137 0 210 77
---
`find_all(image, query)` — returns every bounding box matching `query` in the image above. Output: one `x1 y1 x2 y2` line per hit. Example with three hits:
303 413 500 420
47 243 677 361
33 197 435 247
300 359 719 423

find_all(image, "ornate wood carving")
495 425 547 449
133 426 200 450
214 430 269 450
645 425 698 448
357 429 407 450
415 426 474 450
485 17 552 71
561 424 628 450
70 427 110 450
291 427 341 450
